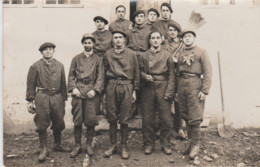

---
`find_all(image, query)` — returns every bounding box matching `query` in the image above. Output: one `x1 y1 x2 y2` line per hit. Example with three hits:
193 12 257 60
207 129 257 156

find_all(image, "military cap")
161 2 173 13
39 42 56 52
181 30 196 38
148 8 160 17
93 16 108 25
81 33 96 44
111 30 127 38
168 22 182 33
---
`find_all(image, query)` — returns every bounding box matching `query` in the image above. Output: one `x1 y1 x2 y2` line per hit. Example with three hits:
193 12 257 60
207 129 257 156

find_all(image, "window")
3 0 36 7
43 0 83 7
200 0 220 5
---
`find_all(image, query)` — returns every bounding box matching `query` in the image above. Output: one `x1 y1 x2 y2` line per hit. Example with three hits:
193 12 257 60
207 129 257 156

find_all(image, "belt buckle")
48 89 55 96
182 74 189 79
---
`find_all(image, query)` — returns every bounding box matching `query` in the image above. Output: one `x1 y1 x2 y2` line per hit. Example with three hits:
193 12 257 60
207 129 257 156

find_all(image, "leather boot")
189 126 201 160
70 126 82 158
104 123 117 157
38 131 48 162
121 124 130 159
182 123 191 155
53 130 71 152
86 126 95 156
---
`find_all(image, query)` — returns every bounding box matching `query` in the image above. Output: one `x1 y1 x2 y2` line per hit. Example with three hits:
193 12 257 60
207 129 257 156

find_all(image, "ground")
3 123 260 167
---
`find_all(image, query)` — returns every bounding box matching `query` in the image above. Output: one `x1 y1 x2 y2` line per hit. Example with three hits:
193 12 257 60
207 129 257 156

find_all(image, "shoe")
38 147 48 162
161 147 172 155
178 129 186 140
182 142 191 155
70 144 81 158
86 144 94 156
189 144 200 160
144 146 154 155
121 145 130 159
53 144 72 152
104 144 117 157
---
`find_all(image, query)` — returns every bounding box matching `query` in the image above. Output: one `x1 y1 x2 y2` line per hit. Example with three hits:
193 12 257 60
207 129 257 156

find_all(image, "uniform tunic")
68 52 104 126
128 24 151 52
26 58 67 132
109 18 132 33
92 30 112 56
151 19 180 39
104 47 140 124
177 46 212 126
139 48 175 148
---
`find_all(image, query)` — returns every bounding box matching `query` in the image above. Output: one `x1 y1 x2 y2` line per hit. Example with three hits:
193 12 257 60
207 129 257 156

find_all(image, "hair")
115 5 126 12
148 31 163 48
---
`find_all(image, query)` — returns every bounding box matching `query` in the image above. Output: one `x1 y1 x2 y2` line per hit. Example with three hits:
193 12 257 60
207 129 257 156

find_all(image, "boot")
104 123 117 157
189 126 201 160
53 130 71 152
86 126 95 156
120 124 130 159
161 147 172 155
70 125 82 158
182 123 191 155
38 131 48 162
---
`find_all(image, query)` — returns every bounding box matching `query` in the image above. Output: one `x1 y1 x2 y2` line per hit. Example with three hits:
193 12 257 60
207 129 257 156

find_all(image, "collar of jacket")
150 46 161 54
114 45 125 54
83 50 93 57
42 58 55 65
116 18 125 22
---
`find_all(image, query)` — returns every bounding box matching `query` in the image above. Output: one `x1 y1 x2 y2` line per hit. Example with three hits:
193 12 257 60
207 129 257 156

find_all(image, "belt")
77 78 94 85
150 74 168 81
179 72 200 79
108 79 132 85
37 88 60 96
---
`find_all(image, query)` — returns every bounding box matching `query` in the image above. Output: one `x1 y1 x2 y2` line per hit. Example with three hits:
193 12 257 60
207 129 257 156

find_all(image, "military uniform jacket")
109 18 132 33
26 58 67 102
104 47 140 91
151 19 180 39
177 46 212 94
68 52 104 96
92 30 112 53
139 48 175 99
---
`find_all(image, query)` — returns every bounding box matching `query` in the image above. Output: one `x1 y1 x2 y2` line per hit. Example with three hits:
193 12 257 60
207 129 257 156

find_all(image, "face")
135 13 145 25
113 33 125 47
149 32 162 48
148 11 158 23
41 47 54 59
82 38 94 52
95 20 105 30
183 33 196 47
168 26 179 39
161 6 171 20
116 7 126 19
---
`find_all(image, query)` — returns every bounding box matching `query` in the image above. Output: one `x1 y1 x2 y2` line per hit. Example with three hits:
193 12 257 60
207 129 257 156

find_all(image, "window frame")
42 0 83 8
3 0 37 8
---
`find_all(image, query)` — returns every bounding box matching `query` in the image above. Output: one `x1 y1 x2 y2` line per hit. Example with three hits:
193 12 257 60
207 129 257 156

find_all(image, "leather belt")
108 79 132 85
37 88 60 96
179 72 200 79
77 78 94 85
150 74 168 81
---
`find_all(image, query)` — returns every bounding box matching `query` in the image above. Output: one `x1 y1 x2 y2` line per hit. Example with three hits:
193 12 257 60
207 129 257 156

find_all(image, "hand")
132 90 136 103
27 101 36 114
174 93 178 102
87 90 96 99
72 88 81 98
198 92 206 101
146 75 154 82
170 102 175 114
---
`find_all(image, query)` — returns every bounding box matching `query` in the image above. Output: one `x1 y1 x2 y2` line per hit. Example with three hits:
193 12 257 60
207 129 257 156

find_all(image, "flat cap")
81 33 96 44
168 22 182 33
148 8 160 17
111 30 127 38
39 42 56 52
161 2 173 13
181 30 196 38
93 16 108 25
133 10 145 19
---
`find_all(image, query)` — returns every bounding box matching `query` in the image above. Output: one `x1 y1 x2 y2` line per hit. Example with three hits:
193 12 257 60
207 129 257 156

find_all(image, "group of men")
26 2 212 163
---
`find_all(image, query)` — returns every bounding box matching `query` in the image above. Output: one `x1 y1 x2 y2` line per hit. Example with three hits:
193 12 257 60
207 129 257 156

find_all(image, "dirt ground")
3 123 260 167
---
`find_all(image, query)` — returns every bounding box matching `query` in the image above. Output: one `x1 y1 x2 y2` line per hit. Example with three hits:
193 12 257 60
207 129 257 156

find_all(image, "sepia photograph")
2 0 260 166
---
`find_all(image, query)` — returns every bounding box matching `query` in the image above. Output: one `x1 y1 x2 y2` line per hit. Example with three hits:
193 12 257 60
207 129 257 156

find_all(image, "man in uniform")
103 30 140 159
146 8 160 30
68 34 104 158
26 42 71 162
92 16 112 57
139 31 175 155
151 2 180 40
163 22 186 139
177 30 212 159
109 5 133 33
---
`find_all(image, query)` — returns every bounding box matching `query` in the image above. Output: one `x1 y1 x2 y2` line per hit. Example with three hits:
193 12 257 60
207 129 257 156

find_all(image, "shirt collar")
83 50 93 57
150 46 161 54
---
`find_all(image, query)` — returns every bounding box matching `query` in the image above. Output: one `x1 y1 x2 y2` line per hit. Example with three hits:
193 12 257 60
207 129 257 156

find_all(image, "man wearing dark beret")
151 2 181 40
103 30 140 159
26 42 71 162
146 8 160 29
68 33 105 158
92 16 112 57
177 30 212 159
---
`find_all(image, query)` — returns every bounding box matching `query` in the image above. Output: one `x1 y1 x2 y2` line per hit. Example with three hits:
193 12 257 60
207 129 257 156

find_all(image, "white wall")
3 0 260 134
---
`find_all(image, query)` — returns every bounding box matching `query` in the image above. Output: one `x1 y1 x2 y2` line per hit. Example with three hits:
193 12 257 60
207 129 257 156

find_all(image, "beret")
161 2 173 13
39 42 56 52
181 30 196 38
133 10 145 19
168 22 182 33
148 8 160 17
93 16 108 25
111 30 127 38
81 33 96 43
